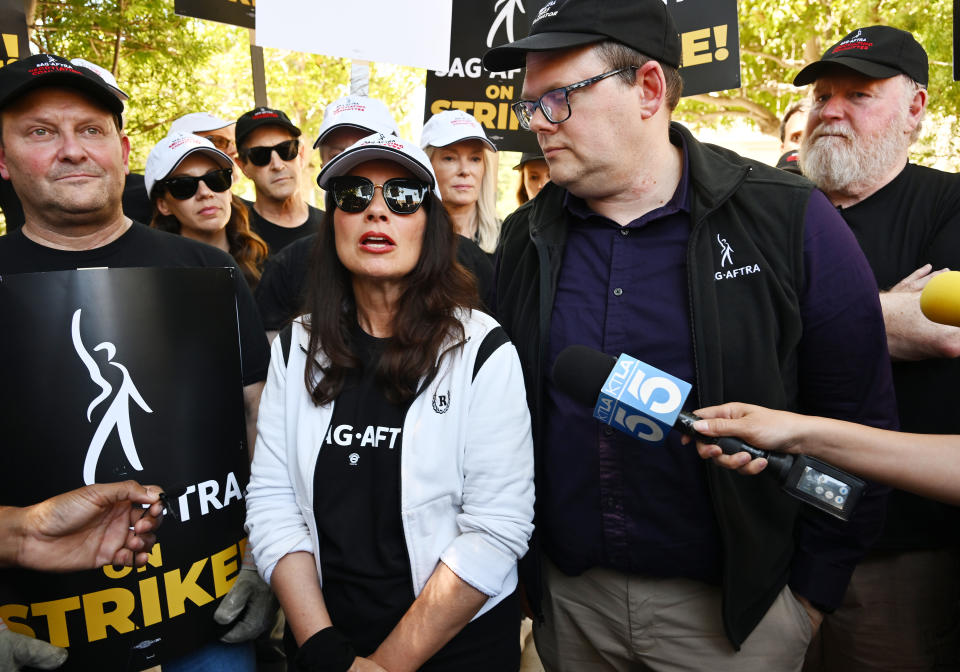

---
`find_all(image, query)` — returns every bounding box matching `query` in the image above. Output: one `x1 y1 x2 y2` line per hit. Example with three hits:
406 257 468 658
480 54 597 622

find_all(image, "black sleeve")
121 173 153 226
254 235 314 331
234 265 270 385
0 177 24 232
454 234 495 310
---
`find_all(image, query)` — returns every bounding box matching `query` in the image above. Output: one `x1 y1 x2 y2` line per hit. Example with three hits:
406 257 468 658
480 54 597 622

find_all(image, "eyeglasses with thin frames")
511 66 638 130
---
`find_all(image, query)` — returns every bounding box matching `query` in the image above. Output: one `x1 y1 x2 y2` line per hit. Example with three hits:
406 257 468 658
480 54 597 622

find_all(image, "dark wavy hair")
516 173 530 206
304 189 480 406
151 193 268 288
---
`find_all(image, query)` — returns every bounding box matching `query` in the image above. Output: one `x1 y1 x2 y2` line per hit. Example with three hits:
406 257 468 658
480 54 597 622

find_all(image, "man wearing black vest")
483 1 897 669
795 25 960 671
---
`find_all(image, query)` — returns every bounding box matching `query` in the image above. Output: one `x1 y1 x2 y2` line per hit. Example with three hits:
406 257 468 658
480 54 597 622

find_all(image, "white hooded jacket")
244 309 535 619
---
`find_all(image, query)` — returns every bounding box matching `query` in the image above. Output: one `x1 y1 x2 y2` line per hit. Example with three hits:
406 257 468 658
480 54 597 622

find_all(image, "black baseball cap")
793 26 928 87
483 0 681 72
514 151 545 170
0 54 125 122
235 107 301 147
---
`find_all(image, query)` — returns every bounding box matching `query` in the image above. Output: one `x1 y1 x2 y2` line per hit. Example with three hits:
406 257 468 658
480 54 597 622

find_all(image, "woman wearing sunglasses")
420 110 500 256
145 133 268 287
245 133 534 672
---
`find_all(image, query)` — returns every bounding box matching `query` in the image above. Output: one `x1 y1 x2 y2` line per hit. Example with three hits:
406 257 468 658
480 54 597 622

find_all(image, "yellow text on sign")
0 538 246 647
681 25 731 67
430 84 521 132
1 34 19 66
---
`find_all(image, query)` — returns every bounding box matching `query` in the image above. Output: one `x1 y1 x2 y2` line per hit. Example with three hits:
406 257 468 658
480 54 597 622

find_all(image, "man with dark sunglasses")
235 107 321 256
0 55 271 671
482 0 896 670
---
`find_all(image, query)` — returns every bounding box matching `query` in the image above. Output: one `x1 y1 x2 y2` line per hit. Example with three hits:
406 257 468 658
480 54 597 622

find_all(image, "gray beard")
800 123 908 200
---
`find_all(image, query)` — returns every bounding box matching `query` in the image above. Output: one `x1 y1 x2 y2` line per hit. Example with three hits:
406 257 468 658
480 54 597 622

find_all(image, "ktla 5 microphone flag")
0 268 250 670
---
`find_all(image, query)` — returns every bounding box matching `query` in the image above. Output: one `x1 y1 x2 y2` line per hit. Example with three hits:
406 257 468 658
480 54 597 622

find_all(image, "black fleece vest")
494 122 815 647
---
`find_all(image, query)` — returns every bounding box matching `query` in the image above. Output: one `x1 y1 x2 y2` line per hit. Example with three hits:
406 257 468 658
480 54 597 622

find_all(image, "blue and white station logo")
593 354 692 446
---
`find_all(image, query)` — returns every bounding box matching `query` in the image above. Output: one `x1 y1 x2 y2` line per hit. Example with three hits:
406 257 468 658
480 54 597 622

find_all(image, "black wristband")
294 626 357 672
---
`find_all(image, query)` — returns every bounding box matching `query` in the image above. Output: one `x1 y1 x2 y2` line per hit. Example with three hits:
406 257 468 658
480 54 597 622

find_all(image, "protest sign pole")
248 29 268 107
350 59 370 96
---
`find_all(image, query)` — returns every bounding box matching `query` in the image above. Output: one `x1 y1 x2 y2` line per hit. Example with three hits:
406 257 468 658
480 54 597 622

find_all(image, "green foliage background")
19 0 960 220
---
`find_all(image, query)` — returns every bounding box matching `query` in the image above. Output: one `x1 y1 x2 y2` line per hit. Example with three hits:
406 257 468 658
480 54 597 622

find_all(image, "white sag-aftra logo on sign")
72 308 152 486
0 267 250 671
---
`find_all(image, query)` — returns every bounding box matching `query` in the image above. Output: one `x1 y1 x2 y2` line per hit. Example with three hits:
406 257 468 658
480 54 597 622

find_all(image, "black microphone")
552 345 865 521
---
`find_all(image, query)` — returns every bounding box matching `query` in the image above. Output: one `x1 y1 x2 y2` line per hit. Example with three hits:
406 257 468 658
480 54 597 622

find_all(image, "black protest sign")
0 268 250 670
174 0 254 29
955 0 959 81
0 0 28 67
425 0 539 153
425 0 741 147
668 0 740 96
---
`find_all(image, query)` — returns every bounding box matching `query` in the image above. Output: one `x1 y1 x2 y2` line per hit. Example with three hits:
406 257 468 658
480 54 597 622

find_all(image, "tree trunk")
24 0 36 46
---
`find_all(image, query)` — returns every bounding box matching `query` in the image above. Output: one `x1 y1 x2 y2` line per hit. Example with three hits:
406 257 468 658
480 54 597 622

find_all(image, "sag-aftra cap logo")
830 29 874 55
533 0 562 25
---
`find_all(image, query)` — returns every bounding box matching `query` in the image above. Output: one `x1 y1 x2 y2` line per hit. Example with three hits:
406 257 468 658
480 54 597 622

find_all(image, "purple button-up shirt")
541 136 896 591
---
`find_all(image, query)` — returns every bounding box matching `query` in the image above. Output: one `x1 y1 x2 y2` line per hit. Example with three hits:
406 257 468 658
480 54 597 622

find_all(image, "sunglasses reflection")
329 176 429 215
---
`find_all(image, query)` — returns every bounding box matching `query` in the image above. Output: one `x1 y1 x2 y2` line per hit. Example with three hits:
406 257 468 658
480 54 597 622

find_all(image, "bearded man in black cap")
483 1 898 669
795 25 960 672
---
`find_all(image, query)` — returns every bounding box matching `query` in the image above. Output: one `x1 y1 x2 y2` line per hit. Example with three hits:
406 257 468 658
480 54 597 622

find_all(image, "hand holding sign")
0 481 164 573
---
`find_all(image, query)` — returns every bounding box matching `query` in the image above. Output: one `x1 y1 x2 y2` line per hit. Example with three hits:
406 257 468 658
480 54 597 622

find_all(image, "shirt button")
620 229 629 236
603 427 614 436
613 287 623 296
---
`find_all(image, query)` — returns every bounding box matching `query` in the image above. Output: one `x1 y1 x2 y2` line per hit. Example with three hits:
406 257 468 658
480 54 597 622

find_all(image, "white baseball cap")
169 112 235 136
316 132 441 199
145 132 233 198
69 58 129 101
419 110 497 152
313 95 400 149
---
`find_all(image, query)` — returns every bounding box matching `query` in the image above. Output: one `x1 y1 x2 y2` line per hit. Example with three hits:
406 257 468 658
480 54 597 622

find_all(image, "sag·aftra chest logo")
713 233 762 282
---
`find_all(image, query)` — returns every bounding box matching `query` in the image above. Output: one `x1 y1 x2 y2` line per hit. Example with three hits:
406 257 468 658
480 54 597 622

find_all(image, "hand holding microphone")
552 345 865 520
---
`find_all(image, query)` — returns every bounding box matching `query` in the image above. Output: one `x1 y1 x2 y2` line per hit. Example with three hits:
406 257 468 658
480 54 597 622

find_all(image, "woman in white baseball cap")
146 132 267 287
420 110 500 255
245 133 534 672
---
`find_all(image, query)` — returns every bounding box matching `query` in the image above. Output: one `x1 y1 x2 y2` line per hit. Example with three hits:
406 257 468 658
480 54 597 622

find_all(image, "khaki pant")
534 557 813 672
804 548 960 672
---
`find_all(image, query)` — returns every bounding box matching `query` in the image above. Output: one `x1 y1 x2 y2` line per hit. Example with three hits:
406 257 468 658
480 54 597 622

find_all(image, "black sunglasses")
329 176 429 215
159 168 233 200
240 139 299 166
